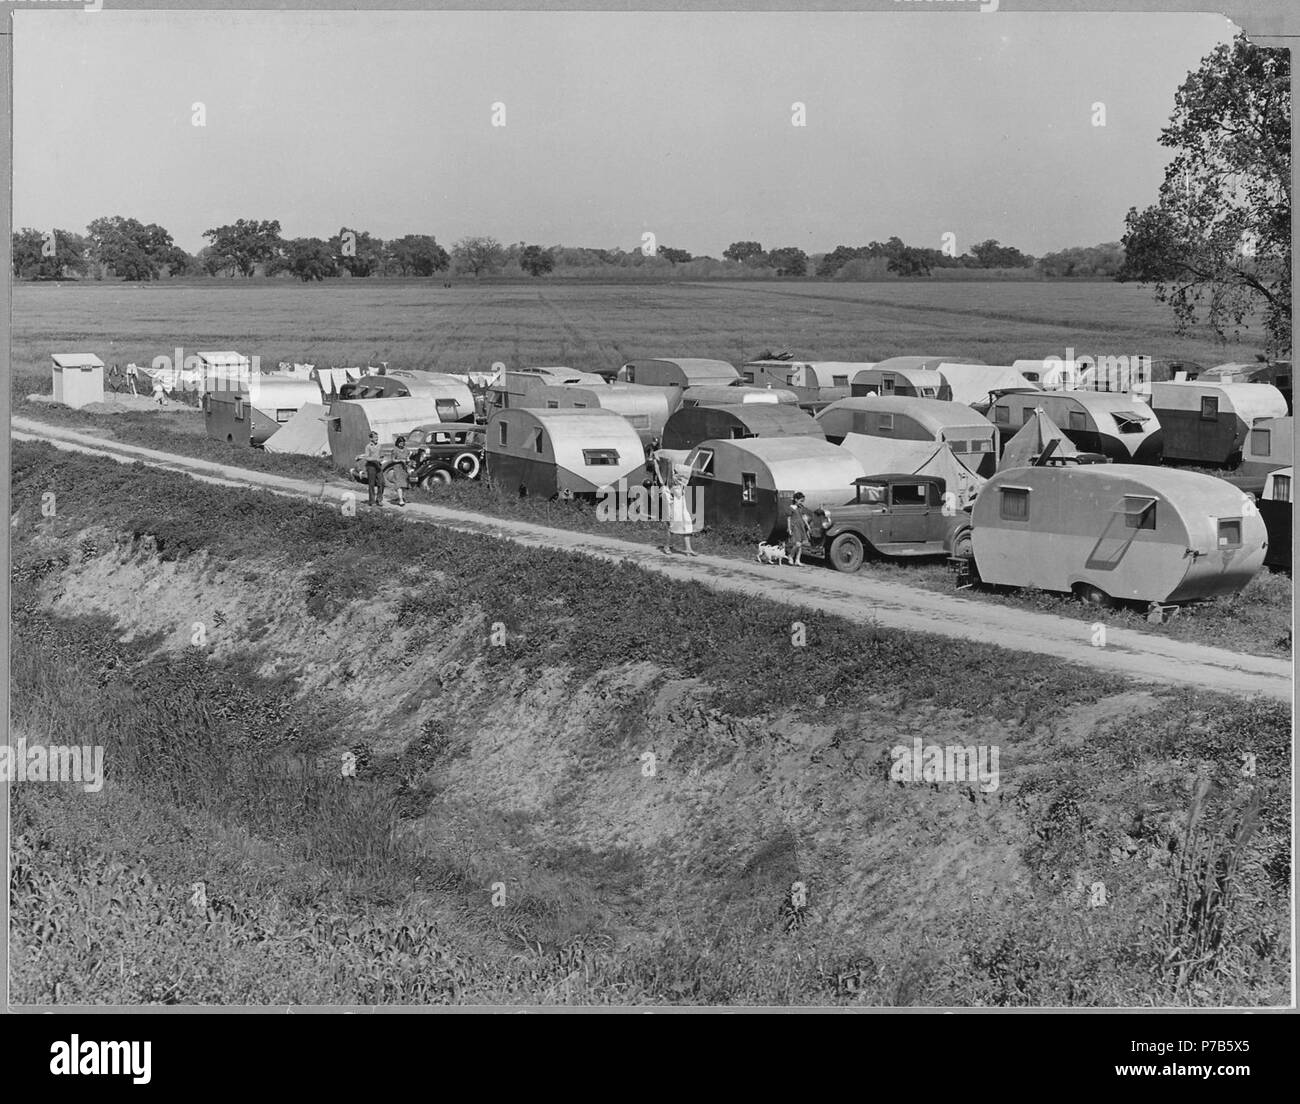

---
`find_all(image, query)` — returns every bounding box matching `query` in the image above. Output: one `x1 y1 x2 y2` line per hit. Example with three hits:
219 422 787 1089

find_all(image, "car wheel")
952 529 973 559
1075 583 1114 608
420 468 453 489
828 533 865 573
453 451 481 480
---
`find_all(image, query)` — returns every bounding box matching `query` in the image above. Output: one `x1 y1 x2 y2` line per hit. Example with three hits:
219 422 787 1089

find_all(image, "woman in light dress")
662 465 698 556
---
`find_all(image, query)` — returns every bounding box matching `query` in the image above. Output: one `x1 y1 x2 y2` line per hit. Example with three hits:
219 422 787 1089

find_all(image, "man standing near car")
358 432 384 507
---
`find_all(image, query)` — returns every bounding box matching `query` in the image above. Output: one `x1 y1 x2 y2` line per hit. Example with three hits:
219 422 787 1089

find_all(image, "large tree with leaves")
87 216 188 281
1118 34 1290 354
202 219 285 277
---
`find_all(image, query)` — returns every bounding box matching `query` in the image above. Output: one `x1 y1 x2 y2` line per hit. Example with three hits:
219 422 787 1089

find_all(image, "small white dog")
756 541 792 565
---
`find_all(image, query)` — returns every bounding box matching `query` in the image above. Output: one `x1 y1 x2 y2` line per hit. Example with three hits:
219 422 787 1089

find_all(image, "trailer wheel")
1075 583 1114 608
828 533 866 573
420 468 453 489
453 451 481 480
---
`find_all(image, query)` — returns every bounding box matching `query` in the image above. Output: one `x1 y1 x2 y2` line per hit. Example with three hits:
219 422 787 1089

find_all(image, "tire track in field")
13 417 1292 702
534 287 613 373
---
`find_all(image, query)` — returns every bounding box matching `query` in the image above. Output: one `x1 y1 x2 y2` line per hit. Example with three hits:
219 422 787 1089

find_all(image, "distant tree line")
12 218 1123 284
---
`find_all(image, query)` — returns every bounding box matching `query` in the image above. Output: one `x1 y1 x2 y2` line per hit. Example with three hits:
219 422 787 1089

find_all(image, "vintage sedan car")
818 474 972 572
405 423 485 486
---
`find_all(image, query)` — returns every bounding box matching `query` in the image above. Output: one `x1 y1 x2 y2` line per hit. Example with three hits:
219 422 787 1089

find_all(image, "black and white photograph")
2 0 1294 1029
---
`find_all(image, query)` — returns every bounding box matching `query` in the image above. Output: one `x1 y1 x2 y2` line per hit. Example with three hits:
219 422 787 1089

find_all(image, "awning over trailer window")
1112 411 1150 433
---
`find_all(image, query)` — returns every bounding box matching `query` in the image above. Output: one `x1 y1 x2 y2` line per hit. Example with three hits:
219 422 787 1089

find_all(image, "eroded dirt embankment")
9 444 1291 1004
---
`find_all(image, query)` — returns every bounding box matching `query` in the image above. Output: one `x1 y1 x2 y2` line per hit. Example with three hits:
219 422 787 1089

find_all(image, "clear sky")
13 9 1237 257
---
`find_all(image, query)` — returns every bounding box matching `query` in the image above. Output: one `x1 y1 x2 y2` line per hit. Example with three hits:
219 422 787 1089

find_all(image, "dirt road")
13 416 1292 701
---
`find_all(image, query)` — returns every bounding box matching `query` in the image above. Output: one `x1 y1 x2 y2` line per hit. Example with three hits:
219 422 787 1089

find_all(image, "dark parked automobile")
405 423 485 487
817 474 972 572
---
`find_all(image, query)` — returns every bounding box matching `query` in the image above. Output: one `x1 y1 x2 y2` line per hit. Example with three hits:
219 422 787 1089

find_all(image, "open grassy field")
10 278 1267 393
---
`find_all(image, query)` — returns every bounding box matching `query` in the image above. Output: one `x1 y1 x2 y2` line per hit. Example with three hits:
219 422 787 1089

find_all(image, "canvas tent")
263 402 329 456
997 409 1083 470
837 434 984 507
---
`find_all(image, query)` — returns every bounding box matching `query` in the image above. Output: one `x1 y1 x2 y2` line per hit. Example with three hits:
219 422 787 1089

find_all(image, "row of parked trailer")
178 351 1291 608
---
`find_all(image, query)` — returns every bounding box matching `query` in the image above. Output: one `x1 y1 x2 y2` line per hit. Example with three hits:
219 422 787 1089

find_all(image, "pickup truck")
816 474 973 572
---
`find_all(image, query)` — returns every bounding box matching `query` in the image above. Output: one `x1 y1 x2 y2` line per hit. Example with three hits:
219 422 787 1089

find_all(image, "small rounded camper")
340 371 475 422
680 385 799 407
617 358 740 389
850 359 952 401
662 403 824 450
486 376 678 443
1149 381 1288 467
679 436 866 537
816 395 1001 476
1258 466 1292 570
970 465 1267 604
848 357 976 398
485 408 646 497
986 391 1161 462
326 397 450 469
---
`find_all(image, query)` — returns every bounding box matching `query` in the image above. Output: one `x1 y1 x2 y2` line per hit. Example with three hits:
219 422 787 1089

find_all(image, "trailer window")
741 372 755 384
1200 397 1219 420
881 375 896 394
1217 519 1241 548
583 449 620 466
877 414 895 432
992 406 1009 425
233 398 245 421
498 422 508 447
741 472 757 504
545 400 560 409
275 409 295 423
949 440 969 453
832 375 849 387
530 428 545 454
436 400 461 421
1022 408 1036 426
970 439 994 453
1271 475 1291 502
687 448 714 475
1120 496 1157 530
999 487 1030 520
627 414 650 429
1068 410 1086 431
572 402 587 409
1250 428 1271 456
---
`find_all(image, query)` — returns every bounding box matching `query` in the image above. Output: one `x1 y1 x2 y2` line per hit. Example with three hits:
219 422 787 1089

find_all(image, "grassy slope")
9 443 1291 1006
